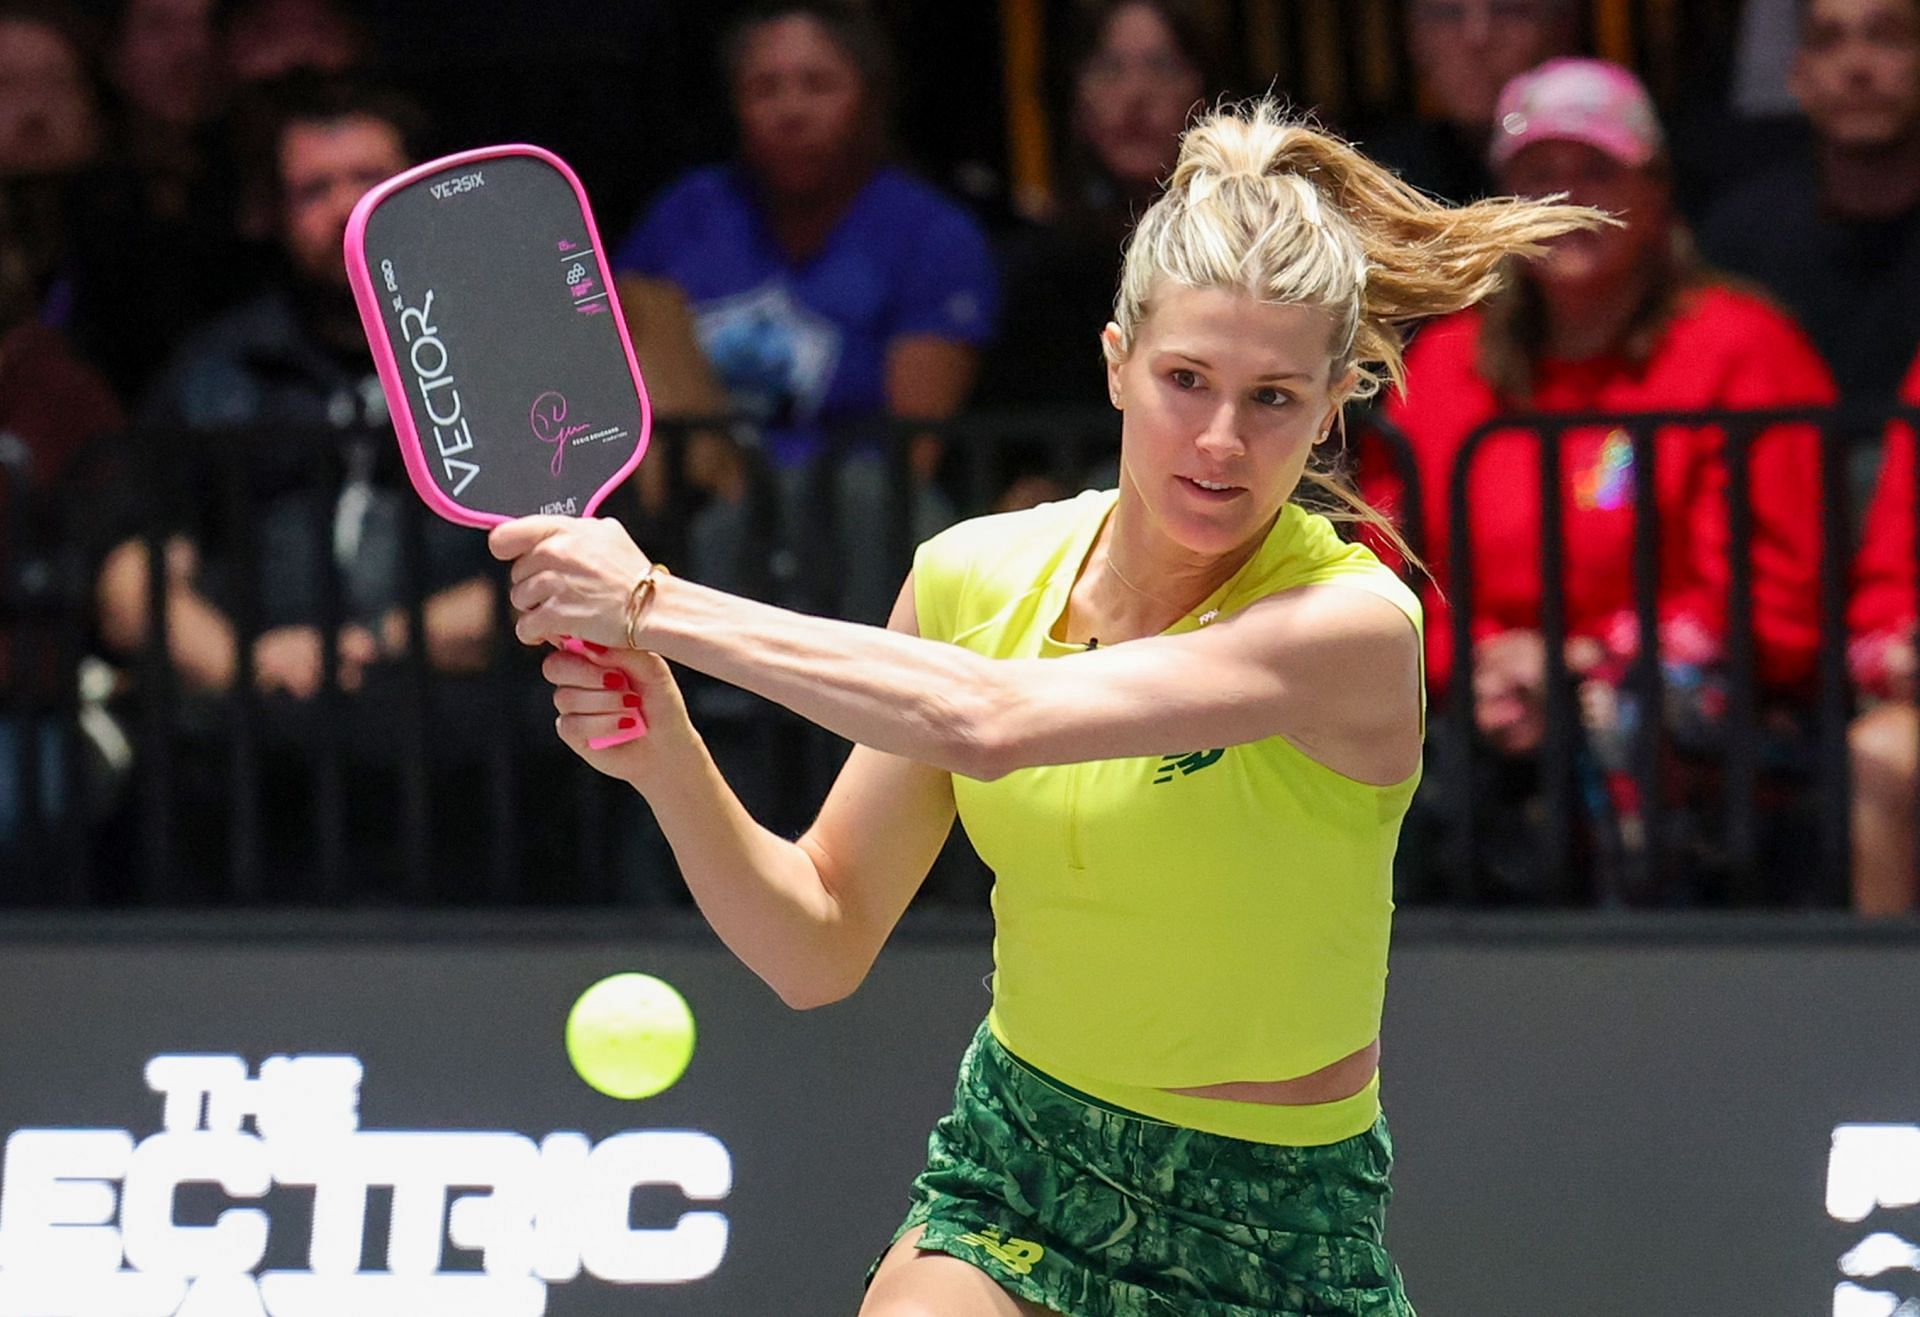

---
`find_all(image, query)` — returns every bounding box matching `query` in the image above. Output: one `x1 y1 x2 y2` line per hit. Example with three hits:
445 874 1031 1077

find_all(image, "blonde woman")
491 100 1596 1317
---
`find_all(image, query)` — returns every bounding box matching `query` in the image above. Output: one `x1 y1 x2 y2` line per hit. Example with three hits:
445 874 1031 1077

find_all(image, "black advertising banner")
0 935 989 1317
0 920 1917 1316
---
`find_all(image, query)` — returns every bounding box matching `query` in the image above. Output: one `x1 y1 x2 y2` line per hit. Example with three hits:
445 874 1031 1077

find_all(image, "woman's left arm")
491 518 1422 783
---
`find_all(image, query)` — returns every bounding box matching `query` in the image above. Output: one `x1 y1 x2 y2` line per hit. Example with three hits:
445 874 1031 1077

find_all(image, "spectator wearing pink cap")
1362 58 1837 903
1365 0 1582 203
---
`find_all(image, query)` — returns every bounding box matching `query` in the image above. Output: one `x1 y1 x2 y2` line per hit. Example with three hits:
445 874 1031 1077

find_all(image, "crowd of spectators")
6 0 1920 916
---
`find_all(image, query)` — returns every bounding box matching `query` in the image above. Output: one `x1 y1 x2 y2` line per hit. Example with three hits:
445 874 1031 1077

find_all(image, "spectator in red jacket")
1366 59 1835 900
1846 353 1920 914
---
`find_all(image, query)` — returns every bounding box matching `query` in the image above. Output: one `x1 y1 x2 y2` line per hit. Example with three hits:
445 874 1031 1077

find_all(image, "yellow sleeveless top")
913 489 1423 1146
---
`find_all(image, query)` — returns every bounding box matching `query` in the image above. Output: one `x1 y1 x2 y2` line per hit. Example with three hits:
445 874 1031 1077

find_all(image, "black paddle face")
346 146 650 528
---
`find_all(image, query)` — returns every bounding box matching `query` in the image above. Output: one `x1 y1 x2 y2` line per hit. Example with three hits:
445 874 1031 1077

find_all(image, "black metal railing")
4 401 1917 910
1355 402 1920 910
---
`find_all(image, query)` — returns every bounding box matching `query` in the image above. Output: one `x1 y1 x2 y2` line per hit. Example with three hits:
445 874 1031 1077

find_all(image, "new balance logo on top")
1153 749 1224 784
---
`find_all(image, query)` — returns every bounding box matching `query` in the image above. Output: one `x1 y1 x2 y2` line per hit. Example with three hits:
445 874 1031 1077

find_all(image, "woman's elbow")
775 979 854 1012
771 963 866 1011
931 686 1022 780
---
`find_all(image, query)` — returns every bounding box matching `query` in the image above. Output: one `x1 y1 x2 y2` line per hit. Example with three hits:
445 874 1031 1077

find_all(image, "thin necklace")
1113 552 1198 622
1105 549 1221 625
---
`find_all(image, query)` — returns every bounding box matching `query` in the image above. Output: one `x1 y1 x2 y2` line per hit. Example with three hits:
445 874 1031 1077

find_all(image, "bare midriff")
1162 1037 1380 1105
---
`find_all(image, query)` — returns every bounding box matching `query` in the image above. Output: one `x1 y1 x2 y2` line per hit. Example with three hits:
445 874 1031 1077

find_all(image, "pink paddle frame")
344 144 653 747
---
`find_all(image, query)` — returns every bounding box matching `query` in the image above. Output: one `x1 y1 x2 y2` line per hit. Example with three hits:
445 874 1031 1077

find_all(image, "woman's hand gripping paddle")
345 144 652 747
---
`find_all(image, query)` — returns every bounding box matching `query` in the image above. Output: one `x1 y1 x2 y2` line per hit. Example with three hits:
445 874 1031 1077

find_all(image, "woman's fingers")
508 571 556 614
553 685 640 715
544 650 623 688
555 711 643 753
514 606 563 647
542 646 668 688
486 516 569 564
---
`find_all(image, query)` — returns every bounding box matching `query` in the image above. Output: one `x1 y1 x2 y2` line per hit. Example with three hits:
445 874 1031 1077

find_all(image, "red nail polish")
583 641 609 653
622 694 643 708
617 717 637 729
602 672 624 689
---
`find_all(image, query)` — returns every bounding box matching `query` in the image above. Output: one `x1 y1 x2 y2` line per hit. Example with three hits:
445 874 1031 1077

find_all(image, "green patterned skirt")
872 1021 1416 1316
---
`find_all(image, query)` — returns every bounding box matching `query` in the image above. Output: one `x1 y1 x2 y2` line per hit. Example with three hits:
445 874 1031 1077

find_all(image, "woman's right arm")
549 581 957 1009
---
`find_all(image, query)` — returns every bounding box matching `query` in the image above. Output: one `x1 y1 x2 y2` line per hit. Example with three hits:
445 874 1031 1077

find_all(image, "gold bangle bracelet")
624 563 669 650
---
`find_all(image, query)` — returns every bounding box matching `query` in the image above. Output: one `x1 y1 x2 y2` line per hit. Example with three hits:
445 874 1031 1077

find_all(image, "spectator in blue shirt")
613 0 999 624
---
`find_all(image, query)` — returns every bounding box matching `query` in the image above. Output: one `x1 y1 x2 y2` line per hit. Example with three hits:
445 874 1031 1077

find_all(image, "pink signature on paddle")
530 390 592 476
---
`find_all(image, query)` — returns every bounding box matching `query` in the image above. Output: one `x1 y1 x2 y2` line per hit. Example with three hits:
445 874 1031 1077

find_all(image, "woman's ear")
1316 365 1360 442
1330 363 1361 405
1101 323 1127 409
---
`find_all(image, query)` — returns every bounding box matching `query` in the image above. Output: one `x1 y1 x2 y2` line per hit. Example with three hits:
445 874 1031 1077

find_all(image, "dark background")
1 913 1915 1315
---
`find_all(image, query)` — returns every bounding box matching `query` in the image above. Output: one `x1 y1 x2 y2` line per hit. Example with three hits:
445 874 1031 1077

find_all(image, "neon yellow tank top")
913 489 1423 1146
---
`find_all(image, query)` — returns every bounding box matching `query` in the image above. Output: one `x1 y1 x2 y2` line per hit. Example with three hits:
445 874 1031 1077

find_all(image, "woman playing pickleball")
491 100 1599 1317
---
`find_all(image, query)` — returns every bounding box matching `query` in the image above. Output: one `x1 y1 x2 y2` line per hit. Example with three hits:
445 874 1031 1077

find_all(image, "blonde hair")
1108 99 1610 559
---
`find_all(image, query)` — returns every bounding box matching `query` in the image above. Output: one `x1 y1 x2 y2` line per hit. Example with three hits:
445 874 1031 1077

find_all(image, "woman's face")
1499 138 1670 299
733 16 870 198
112 0 221 128
1077 4 1203 192
1104 283 1349 558
0 20 101 176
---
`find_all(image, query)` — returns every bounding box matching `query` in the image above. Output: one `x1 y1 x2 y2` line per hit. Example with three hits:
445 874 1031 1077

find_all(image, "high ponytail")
1112 97 1609 399
1109 99 1610 565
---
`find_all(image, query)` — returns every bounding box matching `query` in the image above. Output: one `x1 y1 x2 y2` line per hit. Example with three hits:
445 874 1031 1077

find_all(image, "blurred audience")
1701 0 1920 424
1365 0 1582 203
1366 60 1834 902
47 0 253 402
223 0 374 246
0 0 1909 908
223 0 368 87
977 0 1218 413
612 0 997 624
0 3 104 179
109 0 223 145
0 2 104 338
91 78 500 896
0 89 125 867
97 77 490 699
1845 350 1920 915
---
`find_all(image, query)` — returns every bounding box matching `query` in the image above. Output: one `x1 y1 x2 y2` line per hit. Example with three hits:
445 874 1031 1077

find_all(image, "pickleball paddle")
345 143 652 746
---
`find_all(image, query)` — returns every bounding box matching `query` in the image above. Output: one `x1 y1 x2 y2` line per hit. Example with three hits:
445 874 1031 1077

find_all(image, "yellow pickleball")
565 973 696 1099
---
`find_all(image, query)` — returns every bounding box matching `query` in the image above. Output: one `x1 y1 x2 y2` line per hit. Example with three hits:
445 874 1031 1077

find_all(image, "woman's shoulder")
865 166 977 216
919 490 1111 575
913 490 1112 643
1404 307 1486 360
1397 310 1489 392
859 168 991 247
1388 310 1497 437
1667 280 1835 396
1674 280 1804 335
1245 507 1423 628
634 165 749 233
1673 279 1818 349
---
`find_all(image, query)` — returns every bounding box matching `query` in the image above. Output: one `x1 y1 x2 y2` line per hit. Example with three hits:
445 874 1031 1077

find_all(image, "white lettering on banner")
1830 1125 1920 1317
1833 1282 1920 1317
0 1054 733 1316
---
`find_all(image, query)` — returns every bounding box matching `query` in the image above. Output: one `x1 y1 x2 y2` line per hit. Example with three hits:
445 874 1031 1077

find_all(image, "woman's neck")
1073 482 1262 641
1819 134 1920 221
1539 266 1655 363
762 161 877 261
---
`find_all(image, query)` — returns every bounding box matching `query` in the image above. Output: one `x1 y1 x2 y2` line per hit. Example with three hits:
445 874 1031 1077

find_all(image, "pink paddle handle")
556 637 648 748
587 723 646 750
